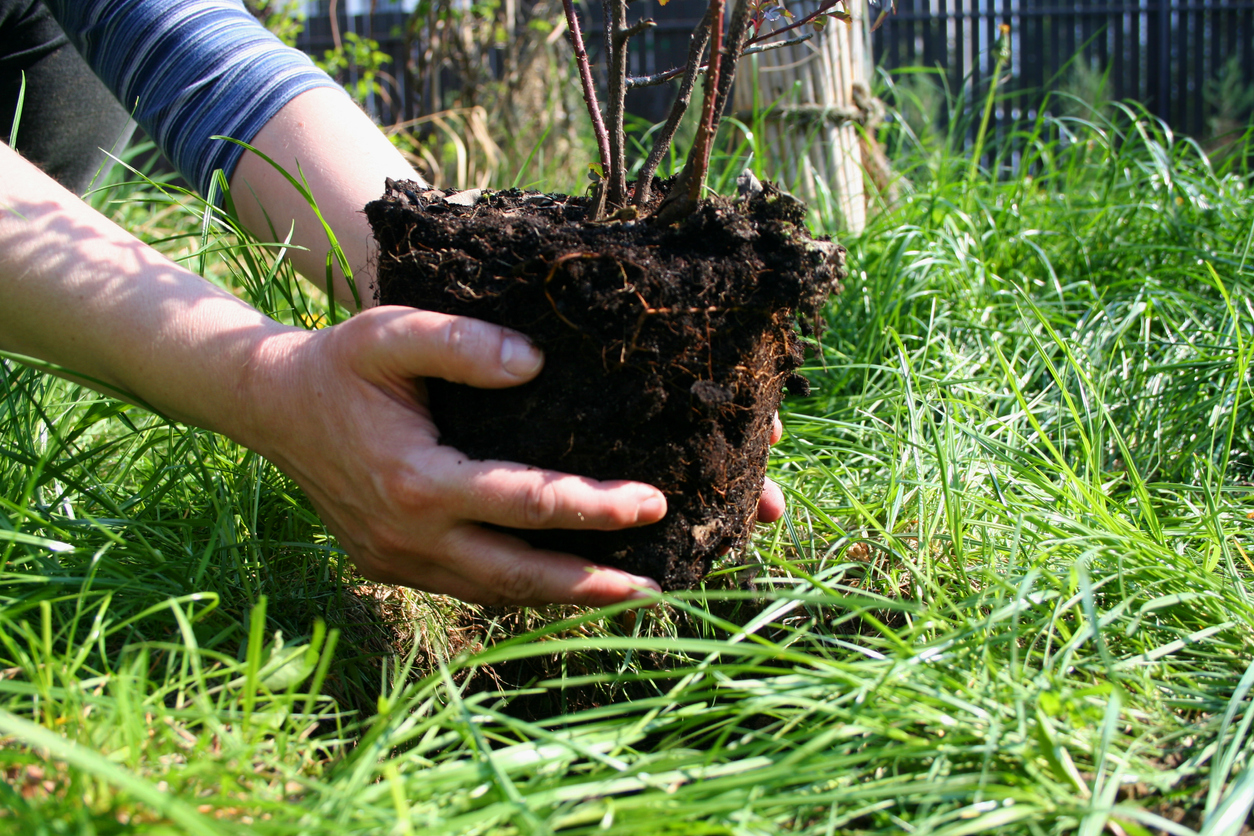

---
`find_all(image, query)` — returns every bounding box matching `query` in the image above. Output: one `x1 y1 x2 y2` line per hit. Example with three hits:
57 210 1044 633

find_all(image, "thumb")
344 305 544 388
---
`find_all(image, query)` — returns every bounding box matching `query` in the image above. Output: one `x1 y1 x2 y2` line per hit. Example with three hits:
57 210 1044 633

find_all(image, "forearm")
41 2 417 309
229 87 425 309
0 142 288 441
0 143 670 606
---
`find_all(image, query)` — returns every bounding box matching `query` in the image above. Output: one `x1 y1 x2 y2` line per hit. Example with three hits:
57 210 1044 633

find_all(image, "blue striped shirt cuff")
45 0 345 201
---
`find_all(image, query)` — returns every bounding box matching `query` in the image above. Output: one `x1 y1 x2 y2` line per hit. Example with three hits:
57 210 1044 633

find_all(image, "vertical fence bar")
1136 0 1147 109
1031 1 1044 116
922 0 937 75
883 0 896 75
1177 1 1188 133
1112 2 1126 108
1246 1 1254 93
971 0 984 116
1192 0 1205 136
1084 0 1099 89
956 0 966 109
1224 0 1239 84
855 0 1254 161
1178 0 1189 133
1064 0 1077 77
1247 2 1254 103
1153 0 1170 122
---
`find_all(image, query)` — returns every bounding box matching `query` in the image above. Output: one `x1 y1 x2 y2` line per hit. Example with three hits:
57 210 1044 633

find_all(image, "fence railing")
872 0 1254 141
295 2 1254 147
293 1 713 126
296 10 410 124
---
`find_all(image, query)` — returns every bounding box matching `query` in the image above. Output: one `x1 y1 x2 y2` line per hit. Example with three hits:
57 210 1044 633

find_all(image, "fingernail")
627 575 662 596
638 494 667 522
624 571 657 591
501 334 543 378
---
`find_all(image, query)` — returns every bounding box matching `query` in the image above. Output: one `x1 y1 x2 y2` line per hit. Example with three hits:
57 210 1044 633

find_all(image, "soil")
366 179 846 589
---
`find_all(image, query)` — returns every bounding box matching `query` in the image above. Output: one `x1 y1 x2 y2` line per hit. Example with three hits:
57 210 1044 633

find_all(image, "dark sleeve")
43 0 347 200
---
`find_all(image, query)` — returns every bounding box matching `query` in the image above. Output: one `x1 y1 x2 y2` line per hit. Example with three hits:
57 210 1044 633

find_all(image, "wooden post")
733 3 878 232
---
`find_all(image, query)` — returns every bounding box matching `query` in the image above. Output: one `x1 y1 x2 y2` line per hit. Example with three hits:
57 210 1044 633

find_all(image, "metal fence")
872 0 1254 140
295 1 1254 141
294 1 715 126
296 10 410 124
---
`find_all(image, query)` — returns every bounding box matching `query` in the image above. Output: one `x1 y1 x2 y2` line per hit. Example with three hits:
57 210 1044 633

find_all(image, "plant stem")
654 0 724 222
561 0 611 195
603 0 630 209
633 10 711 207
653 0 759 222
743 0 844 48
709 0 756 134
628 35 810 90
966 24 1011 198
688 0 724 198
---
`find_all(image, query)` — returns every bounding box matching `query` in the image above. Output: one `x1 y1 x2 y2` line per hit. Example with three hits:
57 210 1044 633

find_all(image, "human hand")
239 306 667 606
757 414 786 524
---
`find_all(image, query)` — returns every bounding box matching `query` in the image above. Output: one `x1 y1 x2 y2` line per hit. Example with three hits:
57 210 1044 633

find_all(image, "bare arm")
228 87 422 309
0 140 666 605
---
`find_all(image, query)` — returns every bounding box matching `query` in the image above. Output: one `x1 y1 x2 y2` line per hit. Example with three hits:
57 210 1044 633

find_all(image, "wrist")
224 325 318 463
108 294 306 455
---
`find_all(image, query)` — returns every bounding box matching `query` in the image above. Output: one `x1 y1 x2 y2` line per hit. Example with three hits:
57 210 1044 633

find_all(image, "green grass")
2 103 1253 834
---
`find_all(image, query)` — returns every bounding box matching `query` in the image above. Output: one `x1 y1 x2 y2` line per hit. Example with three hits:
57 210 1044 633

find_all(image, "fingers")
757 477 785 523
258 306 673 608
757 415 784 522
429 447 667 531
346 306 544 388
417 526 662 606
335 516 662 606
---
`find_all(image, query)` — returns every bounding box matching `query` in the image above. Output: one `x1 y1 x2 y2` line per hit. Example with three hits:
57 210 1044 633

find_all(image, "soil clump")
366 180 845 589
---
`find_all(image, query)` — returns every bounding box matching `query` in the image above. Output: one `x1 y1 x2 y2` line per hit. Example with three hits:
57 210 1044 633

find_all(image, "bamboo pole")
732 1 871 232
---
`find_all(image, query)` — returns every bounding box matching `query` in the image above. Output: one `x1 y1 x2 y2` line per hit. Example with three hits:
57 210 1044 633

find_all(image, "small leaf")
260 645 317 691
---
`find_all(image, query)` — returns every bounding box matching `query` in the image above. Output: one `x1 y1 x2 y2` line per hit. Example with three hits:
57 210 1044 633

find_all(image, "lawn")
1 102 1252 835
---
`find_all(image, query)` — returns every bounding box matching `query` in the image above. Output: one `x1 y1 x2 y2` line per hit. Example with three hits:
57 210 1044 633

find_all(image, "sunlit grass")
2 102 1252 833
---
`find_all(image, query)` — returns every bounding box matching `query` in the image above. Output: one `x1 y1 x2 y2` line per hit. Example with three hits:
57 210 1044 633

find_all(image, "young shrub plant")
562 0 895 220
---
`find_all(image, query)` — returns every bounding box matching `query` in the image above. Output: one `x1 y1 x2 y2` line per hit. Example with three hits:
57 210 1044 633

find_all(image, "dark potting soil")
366 179 846 590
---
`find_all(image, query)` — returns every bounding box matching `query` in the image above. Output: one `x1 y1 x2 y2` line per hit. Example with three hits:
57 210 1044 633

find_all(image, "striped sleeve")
43 0 346 201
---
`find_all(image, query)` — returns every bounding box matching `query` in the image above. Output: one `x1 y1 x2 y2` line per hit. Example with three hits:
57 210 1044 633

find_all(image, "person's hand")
238 306 667 606
758 415 785 524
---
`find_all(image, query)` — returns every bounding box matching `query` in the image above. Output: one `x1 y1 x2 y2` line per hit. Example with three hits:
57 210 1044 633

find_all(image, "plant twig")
621 18 656 40
560 0 611 196
633 9 711 207
743 0 847 49
603 0 631 209
684 0 725 200
627 35 811 90
655 0 725 222
709 0 757 135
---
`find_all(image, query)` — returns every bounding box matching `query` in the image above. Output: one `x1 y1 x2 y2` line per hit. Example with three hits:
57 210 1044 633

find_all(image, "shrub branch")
655 0 758 223
632 9 712 207
556 0 862 220
561 0 611 199
744 0 848 48
627 36 811 90
602 0 632 209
